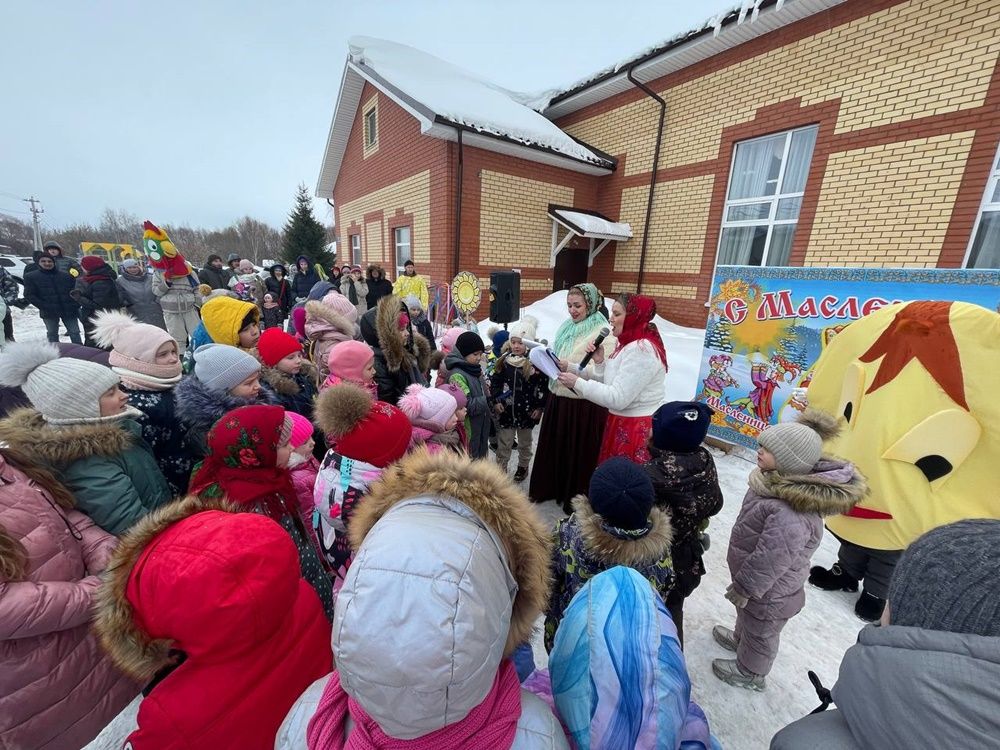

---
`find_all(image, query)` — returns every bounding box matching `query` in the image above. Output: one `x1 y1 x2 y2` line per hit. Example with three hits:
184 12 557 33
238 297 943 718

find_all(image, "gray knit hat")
888 520 1000 637
193 344 260 394
0 341 123 424
757 409 840 474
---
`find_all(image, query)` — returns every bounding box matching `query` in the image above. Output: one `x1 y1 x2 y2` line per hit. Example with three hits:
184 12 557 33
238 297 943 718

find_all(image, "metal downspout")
453 129 464 277
626 66 666 294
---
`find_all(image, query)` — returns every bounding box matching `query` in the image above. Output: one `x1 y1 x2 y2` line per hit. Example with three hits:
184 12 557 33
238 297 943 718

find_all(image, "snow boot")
513 465 528 483
712 659 765 691
712 625 737 652
854 589 886 622
809 563 859 592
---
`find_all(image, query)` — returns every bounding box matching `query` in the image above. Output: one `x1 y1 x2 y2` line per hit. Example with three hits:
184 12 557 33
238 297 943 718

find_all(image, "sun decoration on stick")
451 271 481 317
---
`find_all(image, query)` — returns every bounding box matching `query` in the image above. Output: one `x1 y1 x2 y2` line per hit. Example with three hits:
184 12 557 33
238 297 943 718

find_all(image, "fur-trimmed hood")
259 360 317 396
350 448 551 656
174 373 277 433
0 407 136 467
748 458 867 516
304 300 355 341
360 295 431 374
94 496 236 679
570 494 673 567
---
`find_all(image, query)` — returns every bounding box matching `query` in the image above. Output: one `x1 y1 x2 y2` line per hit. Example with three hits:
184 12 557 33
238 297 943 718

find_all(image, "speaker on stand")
489 271 520 325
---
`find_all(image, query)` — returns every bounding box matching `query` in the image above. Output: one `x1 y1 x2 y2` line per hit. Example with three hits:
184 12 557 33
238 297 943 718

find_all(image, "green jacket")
0 408 174 536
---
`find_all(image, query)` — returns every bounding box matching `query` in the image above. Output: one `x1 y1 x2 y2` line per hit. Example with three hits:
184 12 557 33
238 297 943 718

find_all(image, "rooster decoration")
142 221 197 284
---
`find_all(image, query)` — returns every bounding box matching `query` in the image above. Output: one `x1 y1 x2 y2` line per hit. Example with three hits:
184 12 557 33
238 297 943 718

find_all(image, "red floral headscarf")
613 294 668 370
189 404 296 513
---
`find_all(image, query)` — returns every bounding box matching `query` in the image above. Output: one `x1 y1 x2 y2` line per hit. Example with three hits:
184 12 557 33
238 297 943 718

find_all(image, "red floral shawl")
189 404 297 516
613 294 667 370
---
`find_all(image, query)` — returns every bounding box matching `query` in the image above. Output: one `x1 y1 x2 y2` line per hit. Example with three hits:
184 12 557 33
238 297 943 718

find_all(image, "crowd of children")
2 279 998 750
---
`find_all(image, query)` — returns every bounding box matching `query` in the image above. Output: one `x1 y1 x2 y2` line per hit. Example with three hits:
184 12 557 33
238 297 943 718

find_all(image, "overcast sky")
1 1 727 233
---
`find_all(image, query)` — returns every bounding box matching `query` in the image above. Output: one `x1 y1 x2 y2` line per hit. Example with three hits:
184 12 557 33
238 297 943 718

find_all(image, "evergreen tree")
281 184 334 269
705 316 733 353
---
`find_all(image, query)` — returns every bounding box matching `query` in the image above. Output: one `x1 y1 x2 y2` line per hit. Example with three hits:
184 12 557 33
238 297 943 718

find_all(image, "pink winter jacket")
289 455 324 560
304 300 358 384
0 454 140 750
726 459 865 620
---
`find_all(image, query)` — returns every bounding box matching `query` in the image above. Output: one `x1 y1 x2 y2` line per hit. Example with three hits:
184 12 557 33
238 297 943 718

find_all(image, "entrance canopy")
548 205 632 267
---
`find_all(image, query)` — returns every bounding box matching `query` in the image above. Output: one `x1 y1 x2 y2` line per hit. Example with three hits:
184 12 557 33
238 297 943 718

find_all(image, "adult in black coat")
22 256 83 343
358 295 431 406
265 264 293 314
291 255 320 301
198 254 232 290
365 263 393 310
43 240 83 276
72 256 123 348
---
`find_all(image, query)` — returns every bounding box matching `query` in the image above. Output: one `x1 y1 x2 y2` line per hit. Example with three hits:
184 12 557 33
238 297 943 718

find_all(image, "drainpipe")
452 128 464 277
626 66 666 295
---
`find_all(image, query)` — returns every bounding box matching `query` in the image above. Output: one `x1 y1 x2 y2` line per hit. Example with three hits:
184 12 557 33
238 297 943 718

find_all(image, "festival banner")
697 266 1000 448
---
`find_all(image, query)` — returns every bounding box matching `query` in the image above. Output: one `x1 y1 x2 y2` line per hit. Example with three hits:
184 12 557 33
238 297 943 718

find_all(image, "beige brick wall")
611 281 699 299
616 174 716 273
479 171 574 267
564 0 999 175
807 131 975 266
339 171 432 266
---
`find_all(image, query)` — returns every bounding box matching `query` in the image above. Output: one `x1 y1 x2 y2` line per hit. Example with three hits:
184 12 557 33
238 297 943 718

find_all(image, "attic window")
363 95 379 157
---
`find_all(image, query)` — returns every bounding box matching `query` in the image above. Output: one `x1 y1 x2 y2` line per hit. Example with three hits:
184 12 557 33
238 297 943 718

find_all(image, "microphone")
577 327 610 370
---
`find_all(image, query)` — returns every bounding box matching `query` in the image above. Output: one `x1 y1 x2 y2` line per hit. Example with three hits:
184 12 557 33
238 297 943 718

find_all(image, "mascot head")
808 300 1000 551
142 220 190 277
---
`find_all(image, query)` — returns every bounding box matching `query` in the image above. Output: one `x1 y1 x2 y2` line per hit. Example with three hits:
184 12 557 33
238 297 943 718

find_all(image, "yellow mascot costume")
806 300 1000 620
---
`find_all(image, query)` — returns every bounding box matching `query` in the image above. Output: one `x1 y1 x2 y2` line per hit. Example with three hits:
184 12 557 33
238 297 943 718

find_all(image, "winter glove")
725 583 749 609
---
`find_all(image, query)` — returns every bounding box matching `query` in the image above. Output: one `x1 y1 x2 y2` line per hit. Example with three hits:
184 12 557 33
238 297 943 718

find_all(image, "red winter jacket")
95 499 332 750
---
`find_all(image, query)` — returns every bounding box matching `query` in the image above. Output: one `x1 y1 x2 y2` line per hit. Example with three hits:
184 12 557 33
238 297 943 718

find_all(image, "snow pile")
348 37 609 167
480 290 707 402
553 209 632 239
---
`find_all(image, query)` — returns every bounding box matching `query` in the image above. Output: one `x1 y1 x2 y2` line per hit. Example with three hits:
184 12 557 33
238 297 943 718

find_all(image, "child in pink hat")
398 384 463 454
321 340 377 398
286 411 324 560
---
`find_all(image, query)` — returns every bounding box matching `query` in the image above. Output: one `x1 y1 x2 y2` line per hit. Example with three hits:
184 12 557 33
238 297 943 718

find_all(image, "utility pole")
23 196 44 254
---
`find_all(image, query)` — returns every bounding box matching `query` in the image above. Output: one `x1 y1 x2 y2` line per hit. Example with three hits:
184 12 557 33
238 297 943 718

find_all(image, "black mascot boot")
809 563 859 592
854 589 886 622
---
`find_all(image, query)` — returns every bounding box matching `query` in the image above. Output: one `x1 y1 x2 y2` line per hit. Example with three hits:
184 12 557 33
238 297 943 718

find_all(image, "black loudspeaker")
489 271 520 323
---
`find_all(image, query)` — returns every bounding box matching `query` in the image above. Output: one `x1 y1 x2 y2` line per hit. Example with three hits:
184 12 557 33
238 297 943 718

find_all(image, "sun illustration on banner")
711 278 792 355
451 271 481 317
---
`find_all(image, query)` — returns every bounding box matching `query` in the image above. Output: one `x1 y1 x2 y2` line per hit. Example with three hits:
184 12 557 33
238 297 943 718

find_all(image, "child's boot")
712 625 737 651
854 589 885 622
809 563 859 592
712 658 765 691
513 465 528 483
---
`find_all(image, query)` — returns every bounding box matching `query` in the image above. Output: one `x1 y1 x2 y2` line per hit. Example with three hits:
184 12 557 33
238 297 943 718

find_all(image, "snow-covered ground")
35 293 863 750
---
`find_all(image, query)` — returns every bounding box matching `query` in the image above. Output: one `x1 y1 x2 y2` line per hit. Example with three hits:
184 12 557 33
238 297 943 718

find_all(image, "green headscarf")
553 283 607 359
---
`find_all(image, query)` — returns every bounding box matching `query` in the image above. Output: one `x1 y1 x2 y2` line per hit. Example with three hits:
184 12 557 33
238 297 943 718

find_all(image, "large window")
965 144 1000 268
394 226 411 276
350 234 361 265
717 125 818 267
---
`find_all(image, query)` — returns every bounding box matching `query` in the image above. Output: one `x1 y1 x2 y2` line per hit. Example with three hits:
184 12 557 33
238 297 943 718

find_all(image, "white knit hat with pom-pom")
509 315 539 342
397 383 458 433
0 341 133 424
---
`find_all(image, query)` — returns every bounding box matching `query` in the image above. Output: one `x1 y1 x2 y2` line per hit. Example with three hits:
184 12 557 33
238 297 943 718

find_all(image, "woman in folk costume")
93 310 193 495
94 498 331 750
188 404 335 620
558 293 667 464
0 447 139 750
529 284 616 509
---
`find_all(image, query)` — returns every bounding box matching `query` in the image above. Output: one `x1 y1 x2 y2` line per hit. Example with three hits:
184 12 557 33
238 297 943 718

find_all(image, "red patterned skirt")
598 413 653 464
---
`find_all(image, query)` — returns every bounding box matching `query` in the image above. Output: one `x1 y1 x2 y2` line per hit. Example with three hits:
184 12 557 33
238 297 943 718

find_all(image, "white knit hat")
0 342 130 425
508 315 538 342
757 409 841 475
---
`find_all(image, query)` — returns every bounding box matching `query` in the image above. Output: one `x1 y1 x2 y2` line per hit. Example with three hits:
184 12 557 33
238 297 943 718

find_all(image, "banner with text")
698 266 1000 448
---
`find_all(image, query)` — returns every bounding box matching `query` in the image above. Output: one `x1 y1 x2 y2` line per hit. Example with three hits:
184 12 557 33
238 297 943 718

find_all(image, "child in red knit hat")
256 327 319 419
312 382 412 587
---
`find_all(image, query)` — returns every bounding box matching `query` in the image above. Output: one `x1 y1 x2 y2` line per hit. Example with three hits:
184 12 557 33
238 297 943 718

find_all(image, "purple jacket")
727 459 866 620
0 454 139 749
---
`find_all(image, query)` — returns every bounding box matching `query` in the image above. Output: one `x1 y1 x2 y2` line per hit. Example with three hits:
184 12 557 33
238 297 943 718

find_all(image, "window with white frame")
965 144 1000 268
394 226 411 275
350 234 361 265
717 125 818 268
363 97 378 156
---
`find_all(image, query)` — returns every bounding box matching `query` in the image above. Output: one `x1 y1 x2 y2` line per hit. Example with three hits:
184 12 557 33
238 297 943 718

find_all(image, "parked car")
0 254 31 285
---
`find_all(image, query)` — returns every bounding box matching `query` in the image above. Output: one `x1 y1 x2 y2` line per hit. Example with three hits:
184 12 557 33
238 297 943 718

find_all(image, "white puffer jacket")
574 339 666 417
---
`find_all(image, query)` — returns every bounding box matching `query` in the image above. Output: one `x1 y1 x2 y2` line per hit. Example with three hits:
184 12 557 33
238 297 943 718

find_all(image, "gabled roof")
316 37 615 197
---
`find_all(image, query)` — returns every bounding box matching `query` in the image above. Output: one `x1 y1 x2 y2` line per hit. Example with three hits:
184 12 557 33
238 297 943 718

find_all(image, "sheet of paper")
529 346 562 379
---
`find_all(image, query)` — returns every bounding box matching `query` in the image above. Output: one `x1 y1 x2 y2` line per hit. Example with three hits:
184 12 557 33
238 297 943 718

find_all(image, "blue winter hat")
588 457 654 532
491 330 510 357
652 401 713 452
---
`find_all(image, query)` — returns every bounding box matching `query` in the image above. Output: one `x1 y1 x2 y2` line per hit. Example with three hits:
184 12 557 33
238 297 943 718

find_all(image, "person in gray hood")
275 449 568 749
771 519 1000 749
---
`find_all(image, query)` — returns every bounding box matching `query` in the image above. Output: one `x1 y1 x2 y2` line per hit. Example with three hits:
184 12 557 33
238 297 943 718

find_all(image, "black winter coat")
198 264 232 290
74 263 122 314
23 267 80 318
265 267 293 312
359 300 431 406
259 361 319 418
123 387 193 496
365 276 393 309
489 354 548 429
174 374 278 459
292 269 320 299
411 317 436 350
643 444 724 601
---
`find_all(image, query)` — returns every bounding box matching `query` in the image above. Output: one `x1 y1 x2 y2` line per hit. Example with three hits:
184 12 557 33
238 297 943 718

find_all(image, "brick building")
317 0 1000 328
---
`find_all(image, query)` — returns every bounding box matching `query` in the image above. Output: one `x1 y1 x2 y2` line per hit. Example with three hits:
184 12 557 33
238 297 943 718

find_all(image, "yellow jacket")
392 273 429 309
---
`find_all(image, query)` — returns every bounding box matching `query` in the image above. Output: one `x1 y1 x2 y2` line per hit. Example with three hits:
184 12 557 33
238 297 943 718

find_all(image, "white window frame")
362 95 379 157
350 234 361 265
963 143 1000 268
715 125 818 269
394 226 411 276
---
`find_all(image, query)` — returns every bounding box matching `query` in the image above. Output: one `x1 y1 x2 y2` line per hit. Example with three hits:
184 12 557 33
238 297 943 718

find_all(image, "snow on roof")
347 36 611 167
549 207 633 240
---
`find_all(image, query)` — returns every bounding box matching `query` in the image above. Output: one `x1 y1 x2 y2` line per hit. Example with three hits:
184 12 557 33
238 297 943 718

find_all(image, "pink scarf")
307 660 522 750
